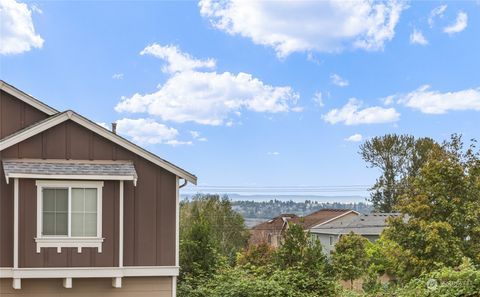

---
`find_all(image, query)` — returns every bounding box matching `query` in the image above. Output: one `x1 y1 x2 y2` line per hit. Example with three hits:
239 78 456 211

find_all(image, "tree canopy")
385 135 480 279
359 134 440 212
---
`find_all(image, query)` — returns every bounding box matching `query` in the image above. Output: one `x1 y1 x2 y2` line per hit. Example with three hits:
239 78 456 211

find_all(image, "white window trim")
35 180 104 253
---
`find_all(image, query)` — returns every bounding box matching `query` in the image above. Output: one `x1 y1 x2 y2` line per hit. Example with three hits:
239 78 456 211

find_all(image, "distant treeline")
231 199 372 219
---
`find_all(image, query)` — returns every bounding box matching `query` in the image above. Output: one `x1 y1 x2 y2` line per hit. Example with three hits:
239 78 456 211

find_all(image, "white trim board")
0 80 58 116
0 266 179 279
0 110 197 184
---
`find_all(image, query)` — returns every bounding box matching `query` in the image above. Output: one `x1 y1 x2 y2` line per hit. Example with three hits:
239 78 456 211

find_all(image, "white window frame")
35 180 104 254
329 235 334 246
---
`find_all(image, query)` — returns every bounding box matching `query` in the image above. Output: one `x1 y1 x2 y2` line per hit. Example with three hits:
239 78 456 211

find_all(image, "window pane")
55 189 68 212
84 213 97 236
71 188 84 212
71 213 84 237
43 189 55 211
85 189 97 212
42 213 55 235
56 213 68 235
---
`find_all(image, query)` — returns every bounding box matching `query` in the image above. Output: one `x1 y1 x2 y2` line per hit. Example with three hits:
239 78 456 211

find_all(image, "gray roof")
310 213 400 236
2 159 137 181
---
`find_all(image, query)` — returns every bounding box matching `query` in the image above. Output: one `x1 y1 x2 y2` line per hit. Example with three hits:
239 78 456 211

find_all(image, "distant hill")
225 194 367 203
181 193 372 221
181 193 367 203
231 199 372 220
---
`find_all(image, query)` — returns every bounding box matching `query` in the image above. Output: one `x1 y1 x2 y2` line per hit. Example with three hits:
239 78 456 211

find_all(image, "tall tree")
180 194 248 262
275 223 327 272
360 134 439 212
385 135 480 280
331 232 370 289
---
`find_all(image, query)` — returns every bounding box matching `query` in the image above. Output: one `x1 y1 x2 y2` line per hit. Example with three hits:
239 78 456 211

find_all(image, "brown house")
0 80 196 296
249 209 358 248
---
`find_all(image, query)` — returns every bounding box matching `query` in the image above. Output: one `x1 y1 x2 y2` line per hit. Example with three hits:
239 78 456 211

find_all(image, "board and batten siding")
1 90 50 268
0 276 172 296
1 102 177 268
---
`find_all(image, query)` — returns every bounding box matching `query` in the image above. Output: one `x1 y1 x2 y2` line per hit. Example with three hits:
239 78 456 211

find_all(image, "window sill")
35 237 104 253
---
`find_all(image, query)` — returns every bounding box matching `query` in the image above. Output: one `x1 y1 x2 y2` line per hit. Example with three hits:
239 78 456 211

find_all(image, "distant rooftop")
310 213 400 236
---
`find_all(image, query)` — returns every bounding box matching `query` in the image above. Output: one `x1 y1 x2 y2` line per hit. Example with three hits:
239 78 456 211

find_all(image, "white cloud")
382 95 395 105
0 0 44 55
190 130 208 142
267 151 280 156
410 29 428 45
443 12 468 34
199 0 406 57
345 134 363 142
30 4 42 14
165 140 193 146
397 85 480 114
330 74 349 87
112 73 124 80
116 45 299 126
313 92 324 107
115 118 179 145
323 98 400 125
291 106 304 112
141 43 216 74
428 4 447 27
96 122 110 130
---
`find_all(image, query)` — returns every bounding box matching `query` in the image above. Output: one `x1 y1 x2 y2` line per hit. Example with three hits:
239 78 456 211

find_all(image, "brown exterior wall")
0 90 49 139
0 276 172 296
1 117 177 267
0 90 49 268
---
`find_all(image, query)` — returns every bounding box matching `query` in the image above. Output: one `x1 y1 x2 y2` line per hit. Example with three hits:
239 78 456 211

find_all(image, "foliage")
359 134 440 212
385 135 480 280
395 258 480 297
179 193 248 291
236 242 274 267
179 265 339 297
365 234 402 277
275 223 328 272
179 214 220 278
332 232 370 288
180 194 248 264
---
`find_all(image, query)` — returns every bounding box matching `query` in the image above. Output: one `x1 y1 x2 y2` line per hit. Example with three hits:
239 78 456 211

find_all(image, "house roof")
0 80 58 115
251 214 298 231
310 213 400 236
0 110 197 184
2 159 138 184
292 209 357 229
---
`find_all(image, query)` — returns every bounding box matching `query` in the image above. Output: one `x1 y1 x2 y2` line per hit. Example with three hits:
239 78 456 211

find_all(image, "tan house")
249 209 358 248
0 80 196 296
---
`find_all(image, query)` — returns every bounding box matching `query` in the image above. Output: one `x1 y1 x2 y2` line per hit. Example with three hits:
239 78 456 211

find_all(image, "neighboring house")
249 209 359 248
310 213 399 256
0 80 196 296
249 214 298 248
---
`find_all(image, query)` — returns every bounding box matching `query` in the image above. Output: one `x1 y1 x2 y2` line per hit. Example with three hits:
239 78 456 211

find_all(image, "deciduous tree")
332 232 370 289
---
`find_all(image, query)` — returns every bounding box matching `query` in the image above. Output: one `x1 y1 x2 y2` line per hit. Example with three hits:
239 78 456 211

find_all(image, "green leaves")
384 135 480 281
331 232 370 288
360 134 439 212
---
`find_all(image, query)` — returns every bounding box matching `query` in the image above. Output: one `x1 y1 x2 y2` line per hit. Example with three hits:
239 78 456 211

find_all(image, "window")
329 236 334 246
36 181 104 253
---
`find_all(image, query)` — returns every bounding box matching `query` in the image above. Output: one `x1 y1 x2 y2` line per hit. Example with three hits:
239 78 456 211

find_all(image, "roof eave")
0 111 197 184
0 80 58 116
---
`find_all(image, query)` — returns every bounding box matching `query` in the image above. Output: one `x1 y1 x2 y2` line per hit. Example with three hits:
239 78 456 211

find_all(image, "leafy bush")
180 265 339 297
395 259 480 297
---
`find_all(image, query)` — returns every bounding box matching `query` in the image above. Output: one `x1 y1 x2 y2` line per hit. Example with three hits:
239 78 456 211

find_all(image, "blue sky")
1 0 479 197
